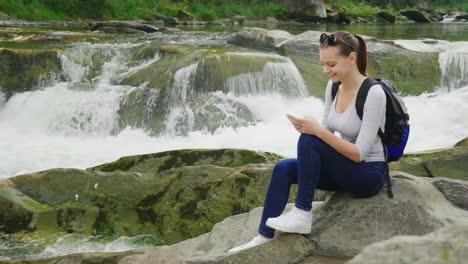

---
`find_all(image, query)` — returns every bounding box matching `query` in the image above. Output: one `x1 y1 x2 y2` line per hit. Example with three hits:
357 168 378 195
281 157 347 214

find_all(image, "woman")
228 31 387 253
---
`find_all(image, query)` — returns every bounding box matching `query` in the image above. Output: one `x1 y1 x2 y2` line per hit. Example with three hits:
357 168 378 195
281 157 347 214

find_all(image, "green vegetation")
0 0 465 22
0 0 285 21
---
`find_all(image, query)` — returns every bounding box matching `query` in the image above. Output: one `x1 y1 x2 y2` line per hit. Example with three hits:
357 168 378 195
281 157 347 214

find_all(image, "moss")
0 49 62 98
454 138 468 148
179 199 202 220
97 157 136 172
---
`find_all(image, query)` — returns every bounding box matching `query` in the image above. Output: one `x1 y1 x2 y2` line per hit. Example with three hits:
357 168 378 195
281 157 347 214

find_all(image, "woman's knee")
298 134 323 150
272 159 297 184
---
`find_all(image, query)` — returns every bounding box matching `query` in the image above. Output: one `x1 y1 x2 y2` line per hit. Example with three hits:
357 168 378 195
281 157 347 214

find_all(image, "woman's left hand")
288 115 322 135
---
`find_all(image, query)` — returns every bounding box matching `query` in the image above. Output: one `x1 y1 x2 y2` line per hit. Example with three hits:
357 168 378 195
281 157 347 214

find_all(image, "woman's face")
319 46 355 83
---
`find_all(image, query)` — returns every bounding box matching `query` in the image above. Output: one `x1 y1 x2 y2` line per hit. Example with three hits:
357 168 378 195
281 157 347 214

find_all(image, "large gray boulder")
284 0 327 21
307 171 468 258
346 224 468 264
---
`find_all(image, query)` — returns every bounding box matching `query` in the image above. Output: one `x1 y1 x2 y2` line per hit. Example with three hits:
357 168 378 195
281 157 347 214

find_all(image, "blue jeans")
258 134 386 238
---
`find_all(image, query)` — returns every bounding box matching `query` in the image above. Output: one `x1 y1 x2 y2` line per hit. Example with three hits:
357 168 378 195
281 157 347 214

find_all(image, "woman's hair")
319 31 367 76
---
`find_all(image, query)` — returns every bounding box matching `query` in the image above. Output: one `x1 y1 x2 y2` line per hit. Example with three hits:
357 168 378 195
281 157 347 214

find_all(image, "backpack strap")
331 82 340 100
355 78 379 120
357 78 394 199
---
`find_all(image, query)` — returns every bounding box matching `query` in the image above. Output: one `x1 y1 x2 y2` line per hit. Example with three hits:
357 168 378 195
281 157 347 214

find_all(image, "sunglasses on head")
319 33 354 52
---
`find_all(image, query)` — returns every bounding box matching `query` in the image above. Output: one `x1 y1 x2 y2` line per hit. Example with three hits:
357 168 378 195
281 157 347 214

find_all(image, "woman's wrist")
316 127 328 139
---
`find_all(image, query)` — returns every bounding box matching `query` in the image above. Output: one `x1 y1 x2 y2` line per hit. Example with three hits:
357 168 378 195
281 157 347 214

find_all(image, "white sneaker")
266 205 313 234
227 235 272 253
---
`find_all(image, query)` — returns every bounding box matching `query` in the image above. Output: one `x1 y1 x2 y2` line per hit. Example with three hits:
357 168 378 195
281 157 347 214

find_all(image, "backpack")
331 77 410 198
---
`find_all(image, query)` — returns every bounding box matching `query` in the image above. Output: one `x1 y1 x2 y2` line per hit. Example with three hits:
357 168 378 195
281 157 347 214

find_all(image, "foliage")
0 0 465 21
0 0 285 21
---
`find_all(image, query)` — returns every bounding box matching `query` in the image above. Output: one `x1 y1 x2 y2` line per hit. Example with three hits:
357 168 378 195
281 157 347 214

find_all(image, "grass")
0 0 285 21
0 0 465 21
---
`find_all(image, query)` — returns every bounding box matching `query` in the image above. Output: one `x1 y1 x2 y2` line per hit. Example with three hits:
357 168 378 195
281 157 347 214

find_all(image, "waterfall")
224 53 308 97
439 52 468 91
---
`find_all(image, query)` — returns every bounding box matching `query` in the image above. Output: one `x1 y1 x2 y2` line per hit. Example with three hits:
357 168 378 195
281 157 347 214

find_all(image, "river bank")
0 0 467 31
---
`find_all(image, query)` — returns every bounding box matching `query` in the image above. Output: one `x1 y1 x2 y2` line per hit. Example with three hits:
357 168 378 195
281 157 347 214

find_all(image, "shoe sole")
266 219 311 234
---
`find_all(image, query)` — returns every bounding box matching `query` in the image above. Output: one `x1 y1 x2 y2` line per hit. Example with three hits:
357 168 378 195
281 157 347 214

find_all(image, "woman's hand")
287 115 323 135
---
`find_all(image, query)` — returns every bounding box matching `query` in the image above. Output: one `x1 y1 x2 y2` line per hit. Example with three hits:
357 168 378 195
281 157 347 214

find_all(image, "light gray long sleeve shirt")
321 79 386 162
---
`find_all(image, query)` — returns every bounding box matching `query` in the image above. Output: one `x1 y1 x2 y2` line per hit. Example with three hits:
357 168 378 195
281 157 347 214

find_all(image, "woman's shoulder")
366 83 386 103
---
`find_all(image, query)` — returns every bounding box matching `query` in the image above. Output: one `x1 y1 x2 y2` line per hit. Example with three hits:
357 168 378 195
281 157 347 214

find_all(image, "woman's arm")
289 85 386 163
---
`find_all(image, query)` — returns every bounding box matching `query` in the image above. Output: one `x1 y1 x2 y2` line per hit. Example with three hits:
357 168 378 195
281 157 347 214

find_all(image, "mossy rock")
389 147 468 180
88 148 284 173
1 149 321 250
0 49 62 98
454 137 468 148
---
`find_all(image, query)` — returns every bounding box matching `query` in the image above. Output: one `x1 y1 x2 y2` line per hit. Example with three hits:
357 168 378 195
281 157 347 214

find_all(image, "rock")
389 146 468 180
307 171 468 258
27 34 63 41
455 14 468 20
377 11 396 23
266 17 279 24
97 27 147 34
428 177 468 211
0 11 10 20
120 45 300 134
326 10 351 24
400 8 431 23
231 15 247 24
228 27 295 49
90 20 159 33
0 49 62 99
229 28 440 97
346 224 468 264
177 10 193 21
455 137 468 147
285 0 327 21
88 148 284 173
155 13 180 25
0 149 289 248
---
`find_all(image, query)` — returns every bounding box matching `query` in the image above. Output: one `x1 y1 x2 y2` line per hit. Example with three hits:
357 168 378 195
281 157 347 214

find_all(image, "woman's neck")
340 73 367 93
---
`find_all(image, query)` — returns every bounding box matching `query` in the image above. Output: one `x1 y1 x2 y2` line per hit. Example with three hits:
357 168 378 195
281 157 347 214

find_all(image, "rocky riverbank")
1 137 468 263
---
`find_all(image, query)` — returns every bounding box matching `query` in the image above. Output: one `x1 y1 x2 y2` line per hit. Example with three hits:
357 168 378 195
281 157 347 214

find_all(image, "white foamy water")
2 85 468 179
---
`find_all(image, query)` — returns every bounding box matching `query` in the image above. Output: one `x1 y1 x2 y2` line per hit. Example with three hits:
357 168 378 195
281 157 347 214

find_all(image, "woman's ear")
349 51 357 65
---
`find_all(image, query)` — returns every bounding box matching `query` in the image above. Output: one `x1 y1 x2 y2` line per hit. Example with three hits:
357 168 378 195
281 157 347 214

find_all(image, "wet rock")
455 13 468 20
346 224 468 264
155 13 180 25
27 34 63 41
230 28 440 97
377 10 396 23
400 8 431 23
0 49 62 99
90 20 159 33
285 0 327 22
228 27 295 49
231 15 247 25
97 27 147 34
